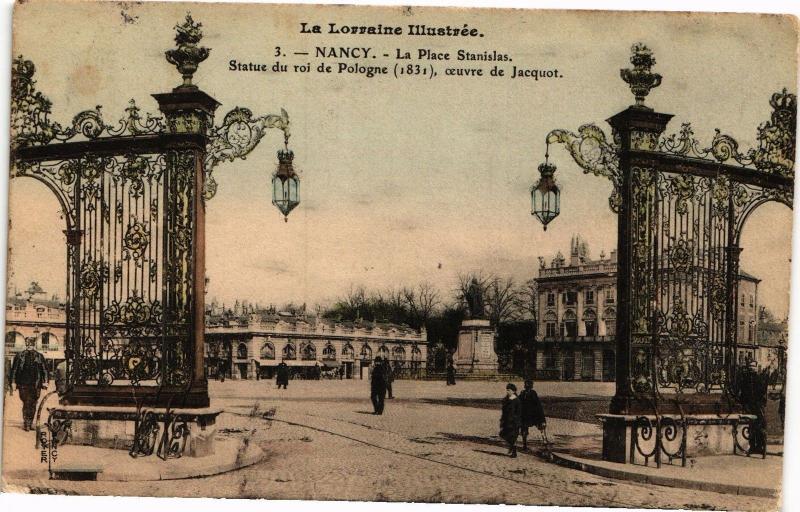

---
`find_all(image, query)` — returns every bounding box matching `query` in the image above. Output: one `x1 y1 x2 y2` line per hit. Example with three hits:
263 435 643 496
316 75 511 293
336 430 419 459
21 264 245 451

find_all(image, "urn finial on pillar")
165 14 210 90
620 43 662 109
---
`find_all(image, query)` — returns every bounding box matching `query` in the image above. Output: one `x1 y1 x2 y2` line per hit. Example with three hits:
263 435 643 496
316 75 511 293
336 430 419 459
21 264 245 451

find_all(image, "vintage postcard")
1 1 797 511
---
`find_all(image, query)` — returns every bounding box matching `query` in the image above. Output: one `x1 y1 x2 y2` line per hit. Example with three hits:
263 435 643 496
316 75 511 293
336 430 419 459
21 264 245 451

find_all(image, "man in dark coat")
217 359 227 382
371 357 387 414
446 362 456 385
10 338 48 431
276 361 290 389
518 379 546 450
499 383 522 457
383 359 394 399
737 361 768 455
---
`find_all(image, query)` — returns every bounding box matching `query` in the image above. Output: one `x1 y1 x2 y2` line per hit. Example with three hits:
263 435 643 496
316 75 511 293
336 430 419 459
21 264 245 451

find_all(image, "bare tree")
515 278 539 324
342 284 367 318
411 281 441 326
485 275 520 326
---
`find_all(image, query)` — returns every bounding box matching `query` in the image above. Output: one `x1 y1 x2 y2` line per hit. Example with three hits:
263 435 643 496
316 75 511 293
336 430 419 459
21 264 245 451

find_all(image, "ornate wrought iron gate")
10 16 291 409
547 45 794 415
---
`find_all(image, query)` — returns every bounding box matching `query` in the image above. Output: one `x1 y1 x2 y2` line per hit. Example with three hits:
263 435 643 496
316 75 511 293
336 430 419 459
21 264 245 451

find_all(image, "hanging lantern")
272 146 299 222
531 160 560 230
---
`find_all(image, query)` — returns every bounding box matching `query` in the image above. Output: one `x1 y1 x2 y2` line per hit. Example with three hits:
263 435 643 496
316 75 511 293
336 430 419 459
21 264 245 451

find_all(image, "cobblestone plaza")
2 380 782 510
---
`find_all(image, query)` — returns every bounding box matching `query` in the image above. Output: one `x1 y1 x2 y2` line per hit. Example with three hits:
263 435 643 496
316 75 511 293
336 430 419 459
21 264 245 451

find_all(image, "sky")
6 2 797 318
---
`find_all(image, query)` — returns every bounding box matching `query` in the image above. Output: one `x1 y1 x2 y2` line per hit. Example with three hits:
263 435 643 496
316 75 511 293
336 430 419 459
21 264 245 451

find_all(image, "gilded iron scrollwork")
11 56 164 152
204 106 291 200
658 89 796 182
546 124 622 212
123 218 151 262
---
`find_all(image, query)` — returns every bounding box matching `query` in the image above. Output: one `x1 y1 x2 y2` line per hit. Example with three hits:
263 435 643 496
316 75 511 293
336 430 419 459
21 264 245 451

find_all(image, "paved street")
2 380 781 510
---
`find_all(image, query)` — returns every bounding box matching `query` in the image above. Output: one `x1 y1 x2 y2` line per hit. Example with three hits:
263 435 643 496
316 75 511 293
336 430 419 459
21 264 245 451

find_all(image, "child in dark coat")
499 383 522 457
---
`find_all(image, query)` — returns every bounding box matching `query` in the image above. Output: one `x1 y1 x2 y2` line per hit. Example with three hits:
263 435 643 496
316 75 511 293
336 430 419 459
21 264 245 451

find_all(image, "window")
583 309 598 337
322 343 336 360
411 346 422 361
360 344 372 360
585 290 595 305
393 345 406 361
41 332 51 349
282 343 297 360
605 320 616 336
378 345 390 360
5 332 17 349
260 342 275 359
562 310 578 338
563 291 578 306
301 342 317 360
237 343 248 359
605 289 615 304
342 343 354 359
546 292 556 307
749 295 754 308
546 322 557 337
741 293 745 307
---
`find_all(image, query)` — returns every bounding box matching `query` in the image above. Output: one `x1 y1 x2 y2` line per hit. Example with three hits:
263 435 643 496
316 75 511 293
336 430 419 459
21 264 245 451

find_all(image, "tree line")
321 272 539 354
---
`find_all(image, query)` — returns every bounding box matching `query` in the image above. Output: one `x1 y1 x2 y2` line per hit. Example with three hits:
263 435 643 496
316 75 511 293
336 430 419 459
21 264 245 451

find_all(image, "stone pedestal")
597 413 758 465
47 406 222 458
455 319 498 375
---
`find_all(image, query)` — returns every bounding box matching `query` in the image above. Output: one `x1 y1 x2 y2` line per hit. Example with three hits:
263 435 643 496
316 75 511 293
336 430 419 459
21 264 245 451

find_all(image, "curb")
550 452 777 498
4 441 267 483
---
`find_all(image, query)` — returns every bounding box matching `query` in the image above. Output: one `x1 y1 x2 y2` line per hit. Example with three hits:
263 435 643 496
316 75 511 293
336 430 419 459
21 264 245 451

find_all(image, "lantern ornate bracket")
204 107 291 200
534 43 796 231
544 124 623 213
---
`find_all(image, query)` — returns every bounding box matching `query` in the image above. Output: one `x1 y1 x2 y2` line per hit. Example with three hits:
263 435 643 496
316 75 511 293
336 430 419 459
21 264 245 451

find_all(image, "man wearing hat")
9 337 48 431
371 356 387 415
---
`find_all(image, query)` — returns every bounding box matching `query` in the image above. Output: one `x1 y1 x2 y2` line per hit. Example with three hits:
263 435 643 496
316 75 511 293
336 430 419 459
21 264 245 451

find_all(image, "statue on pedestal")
465 277 486 320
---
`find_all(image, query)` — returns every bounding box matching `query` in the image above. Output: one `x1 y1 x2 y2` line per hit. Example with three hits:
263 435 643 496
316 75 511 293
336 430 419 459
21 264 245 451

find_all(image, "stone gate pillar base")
45 406 222 458
597 413 759 465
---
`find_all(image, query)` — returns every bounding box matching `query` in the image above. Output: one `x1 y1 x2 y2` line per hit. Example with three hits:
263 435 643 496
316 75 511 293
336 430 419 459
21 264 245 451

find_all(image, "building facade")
205 314 428 380
5 286 428 382
4 283 66 374
534 236 765 382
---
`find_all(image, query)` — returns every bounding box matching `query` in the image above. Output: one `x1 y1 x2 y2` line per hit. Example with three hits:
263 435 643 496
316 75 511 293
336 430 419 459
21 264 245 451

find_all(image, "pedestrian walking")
371 356 387 414
518 379 546 450
276 360 289 389
217 359 227 382
499 383 522 457
446 362 456 385
9 338 48 431
384 358 394 399
737 360 768 455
